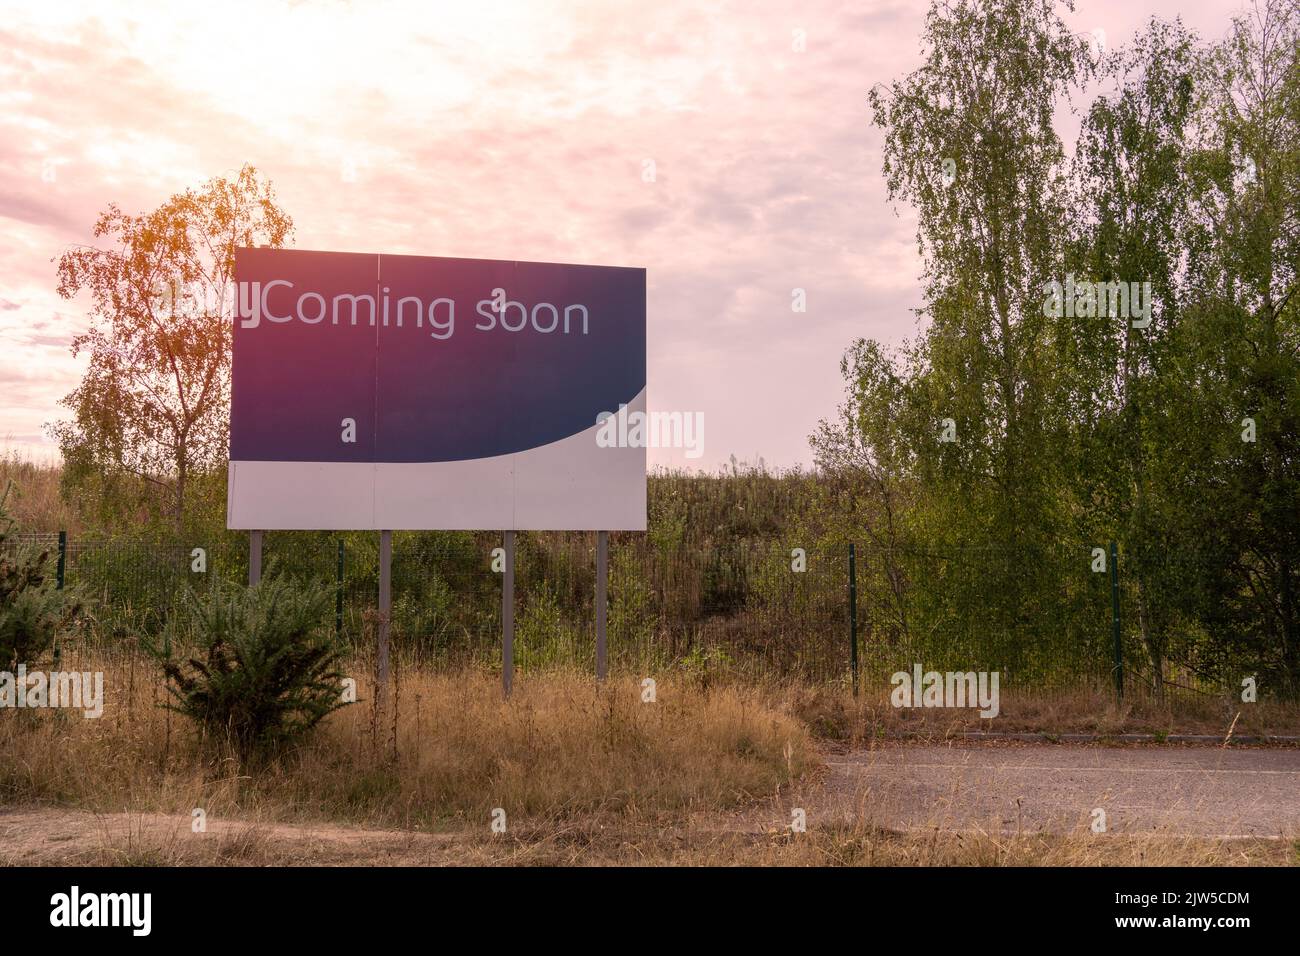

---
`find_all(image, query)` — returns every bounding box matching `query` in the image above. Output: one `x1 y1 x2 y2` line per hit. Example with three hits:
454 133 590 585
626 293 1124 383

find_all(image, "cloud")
0 0 1246 468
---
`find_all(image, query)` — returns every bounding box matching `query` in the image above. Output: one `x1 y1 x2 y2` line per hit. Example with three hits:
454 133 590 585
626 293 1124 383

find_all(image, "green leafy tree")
50 165 292 533
1071 18 1202 697
1180 0 1300 692
867 0 1091 542
827 0 1299 697
856 0 1092 672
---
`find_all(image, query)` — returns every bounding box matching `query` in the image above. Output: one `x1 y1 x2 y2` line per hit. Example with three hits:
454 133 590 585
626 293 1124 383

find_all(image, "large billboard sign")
227 248 646 530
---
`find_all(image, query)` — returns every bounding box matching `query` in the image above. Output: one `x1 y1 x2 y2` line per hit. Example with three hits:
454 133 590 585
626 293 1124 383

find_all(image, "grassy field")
0 656 815 827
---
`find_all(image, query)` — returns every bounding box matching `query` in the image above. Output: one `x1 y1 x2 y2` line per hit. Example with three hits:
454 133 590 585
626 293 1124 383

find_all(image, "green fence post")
1109 540 1123 703
52 531 66 670
56 530 66 590
336 538 345 637
849 542 859 697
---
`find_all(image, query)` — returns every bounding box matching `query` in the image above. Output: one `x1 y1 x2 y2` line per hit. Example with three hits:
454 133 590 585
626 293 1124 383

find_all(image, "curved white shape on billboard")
228 388 647 530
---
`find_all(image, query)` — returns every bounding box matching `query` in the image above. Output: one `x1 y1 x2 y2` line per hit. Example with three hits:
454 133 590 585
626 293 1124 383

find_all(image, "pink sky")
0 0 1245 471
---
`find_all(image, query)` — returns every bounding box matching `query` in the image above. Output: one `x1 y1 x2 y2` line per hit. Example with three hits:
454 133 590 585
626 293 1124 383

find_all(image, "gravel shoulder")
820 742 1300 837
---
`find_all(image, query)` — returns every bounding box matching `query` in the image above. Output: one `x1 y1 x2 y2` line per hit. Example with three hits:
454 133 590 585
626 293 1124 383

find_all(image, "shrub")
150 574 348 758
0 483 81 669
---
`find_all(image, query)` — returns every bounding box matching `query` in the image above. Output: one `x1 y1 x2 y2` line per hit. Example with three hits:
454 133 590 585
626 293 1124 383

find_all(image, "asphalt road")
823 743 1300 837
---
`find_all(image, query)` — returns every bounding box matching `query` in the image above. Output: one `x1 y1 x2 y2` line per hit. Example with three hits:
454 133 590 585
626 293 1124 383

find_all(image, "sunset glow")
0 0 1251 468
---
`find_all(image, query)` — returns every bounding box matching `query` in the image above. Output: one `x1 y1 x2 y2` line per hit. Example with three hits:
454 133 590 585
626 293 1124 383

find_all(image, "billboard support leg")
503 530 515 698
596 530 608 680
378 530 392 709
249 530 262 586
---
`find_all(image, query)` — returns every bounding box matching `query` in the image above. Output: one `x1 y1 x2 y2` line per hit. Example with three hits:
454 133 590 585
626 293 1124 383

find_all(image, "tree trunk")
1136 579 1165 705
174 447 187 537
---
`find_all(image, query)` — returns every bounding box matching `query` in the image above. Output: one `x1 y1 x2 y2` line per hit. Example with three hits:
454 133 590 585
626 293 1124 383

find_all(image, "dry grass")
0 450 77 532
0 650 816 830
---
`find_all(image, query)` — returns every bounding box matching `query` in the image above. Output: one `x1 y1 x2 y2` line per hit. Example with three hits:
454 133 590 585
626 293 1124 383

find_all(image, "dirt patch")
0 806 460 866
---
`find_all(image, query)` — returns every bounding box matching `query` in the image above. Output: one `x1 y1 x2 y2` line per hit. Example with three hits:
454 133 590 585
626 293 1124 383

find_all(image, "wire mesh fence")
851 542 1115 694
3 529 1279 700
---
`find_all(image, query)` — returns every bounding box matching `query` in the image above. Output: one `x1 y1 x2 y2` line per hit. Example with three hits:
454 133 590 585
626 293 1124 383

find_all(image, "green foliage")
679 644 735 687
609 543 653 653
72 539 204 638
517 586 583 670
150 574 347 758
0 485 80 670
822 0 1300 697
700 544 749 615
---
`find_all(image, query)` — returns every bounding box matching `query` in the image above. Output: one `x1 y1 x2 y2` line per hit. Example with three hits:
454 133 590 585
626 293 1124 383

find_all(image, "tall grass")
0 651 815 829
0 451 78 532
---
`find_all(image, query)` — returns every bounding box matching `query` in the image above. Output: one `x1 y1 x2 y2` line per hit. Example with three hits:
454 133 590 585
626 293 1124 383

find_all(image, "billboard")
227 248 646 530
